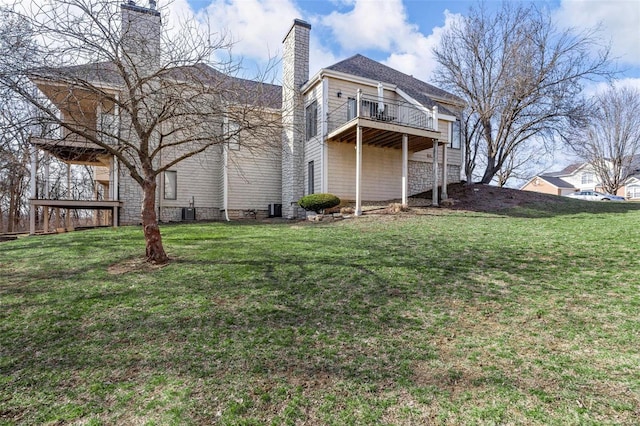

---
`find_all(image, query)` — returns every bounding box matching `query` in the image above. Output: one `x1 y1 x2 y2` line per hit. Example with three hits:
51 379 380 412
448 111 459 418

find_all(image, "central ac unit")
181 207 196 221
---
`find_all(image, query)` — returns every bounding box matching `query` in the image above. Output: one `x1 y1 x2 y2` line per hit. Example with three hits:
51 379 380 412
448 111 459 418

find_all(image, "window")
308 161 315 194
581 172 594 185
451 120 461 149
347 97 357 121
225 121 240 150
306 101 318 140
164 171 177 200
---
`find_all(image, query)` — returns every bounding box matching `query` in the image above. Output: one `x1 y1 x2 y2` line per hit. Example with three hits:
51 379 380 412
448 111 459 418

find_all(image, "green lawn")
2 202 640 425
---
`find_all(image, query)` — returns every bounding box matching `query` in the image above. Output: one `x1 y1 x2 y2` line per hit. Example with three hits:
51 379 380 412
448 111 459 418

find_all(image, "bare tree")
0 8 39 233
565 86 640 195
0 0 281 263
432 1 612 184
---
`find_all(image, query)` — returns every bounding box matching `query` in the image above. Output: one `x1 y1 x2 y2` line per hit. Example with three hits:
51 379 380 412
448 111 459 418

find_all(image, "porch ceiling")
31 137 109 165
326 118 442 152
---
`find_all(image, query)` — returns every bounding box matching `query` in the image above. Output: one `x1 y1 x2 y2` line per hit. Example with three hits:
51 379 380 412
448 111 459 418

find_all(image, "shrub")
298 193 341 214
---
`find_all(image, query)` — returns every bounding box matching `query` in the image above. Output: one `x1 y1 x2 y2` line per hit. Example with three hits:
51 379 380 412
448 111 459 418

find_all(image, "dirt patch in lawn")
107 256 170 274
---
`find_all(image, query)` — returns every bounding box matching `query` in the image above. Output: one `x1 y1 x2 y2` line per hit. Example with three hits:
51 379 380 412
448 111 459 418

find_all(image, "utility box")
181 207 196 221
268 204 282 218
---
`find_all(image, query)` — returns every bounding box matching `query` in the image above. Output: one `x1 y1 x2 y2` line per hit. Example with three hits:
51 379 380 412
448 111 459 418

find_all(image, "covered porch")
29 136 121 234
326 89 449 215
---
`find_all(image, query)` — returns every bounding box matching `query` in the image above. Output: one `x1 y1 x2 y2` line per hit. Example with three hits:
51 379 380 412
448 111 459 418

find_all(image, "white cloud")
195 0 301 62
555 0 640 66
383 10 461 82
320 1 461 81
583 77 640 96
322 0 412 52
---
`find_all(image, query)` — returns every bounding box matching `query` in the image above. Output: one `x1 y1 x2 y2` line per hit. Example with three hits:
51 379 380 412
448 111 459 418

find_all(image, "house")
28 2 464 234
522 162 639 199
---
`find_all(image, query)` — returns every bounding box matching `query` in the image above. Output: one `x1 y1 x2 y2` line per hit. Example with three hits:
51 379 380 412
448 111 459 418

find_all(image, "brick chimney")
281 19 311 219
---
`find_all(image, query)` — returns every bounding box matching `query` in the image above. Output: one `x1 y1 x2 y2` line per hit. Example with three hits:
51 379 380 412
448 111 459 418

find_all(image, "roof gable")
325 54 462 115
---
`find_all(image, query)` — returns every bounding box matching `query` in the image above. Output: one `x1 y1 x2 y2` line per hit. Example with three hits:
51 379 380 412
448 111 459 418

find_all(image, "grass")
1 201 640 425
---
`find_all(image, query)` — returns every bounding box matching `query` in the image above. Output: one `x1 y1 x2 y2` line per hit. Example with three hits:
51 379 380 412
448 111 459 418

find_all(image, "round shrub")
298 193 341 214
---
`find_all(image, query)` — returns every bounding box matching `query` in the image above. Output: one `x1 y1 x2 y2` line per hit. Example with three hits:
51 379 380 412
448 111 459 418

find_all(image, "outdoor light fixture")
337 90 342 98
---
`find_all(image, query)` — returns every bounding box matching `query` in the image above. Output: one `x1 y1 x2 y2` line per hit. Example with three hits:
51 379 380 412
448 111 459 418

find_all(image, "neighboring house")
28 2 464 234
522 162 640 198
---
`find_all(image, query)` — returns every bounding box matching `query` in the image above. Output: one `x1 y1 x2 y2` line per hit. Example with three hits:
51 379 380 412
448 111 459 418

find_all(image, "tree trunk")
480 159 498 184
141 178 168 264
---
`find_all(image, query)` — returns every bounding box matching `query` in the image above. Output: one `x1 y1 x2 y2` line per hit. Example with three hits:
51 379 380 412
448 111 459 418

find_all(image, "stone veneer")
408 161 461 196
159 207 221 222
118 172 143 225
281 19 311 219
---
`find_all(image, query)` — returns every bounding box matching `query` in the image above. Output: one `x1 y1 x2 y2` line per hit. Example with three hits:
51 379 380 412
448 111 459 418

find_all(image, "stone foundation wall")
224 209 270 220
408 161 461 195
159 207 221 222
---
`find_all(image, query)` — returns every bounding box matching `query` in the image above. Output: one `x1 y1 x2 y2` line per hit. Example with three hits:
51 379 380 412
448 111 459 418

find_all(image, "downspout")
223 116 230 221
321 77 328 192
223 146 230 222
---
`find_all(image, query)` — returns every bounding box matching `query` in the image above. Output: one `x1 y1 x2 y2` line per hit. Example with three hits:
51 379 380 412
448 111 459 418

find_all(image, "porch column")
441 141 448 200
66 163 71 231
432 105 439 207
432 141 439 207
29 145 37 235
355 125 363 216
402 133 408 206
355 89 363 216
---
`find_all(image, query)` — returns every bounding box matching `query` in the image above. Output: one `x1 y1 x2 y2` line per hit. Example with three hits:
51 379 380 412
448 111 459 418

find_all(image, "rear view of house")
28 2 464 234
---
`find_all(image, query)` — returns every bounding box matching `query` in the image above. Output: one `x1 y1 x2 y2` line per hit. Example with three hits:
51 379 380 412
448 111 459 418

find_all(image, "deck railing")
35 177 113 201
327 93 435 134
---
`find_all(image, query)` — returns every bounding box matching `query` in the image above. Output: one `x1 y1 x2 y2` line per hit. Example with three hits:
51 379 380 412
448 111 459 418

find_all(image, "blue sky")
172 0 640 91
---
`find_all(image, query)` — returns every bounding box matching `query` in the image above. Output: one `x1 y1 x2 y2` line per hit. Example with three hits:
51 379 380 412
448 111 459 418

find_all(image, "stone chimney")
120 1 162 72
281 19 311 219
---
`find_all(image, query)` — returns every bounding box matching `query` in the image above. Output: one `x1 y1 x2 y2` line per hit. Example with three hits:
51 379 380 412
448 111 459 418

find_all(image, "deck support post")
402 133 408 206
355 89 363 216
29 145 37 235
355 125 363 216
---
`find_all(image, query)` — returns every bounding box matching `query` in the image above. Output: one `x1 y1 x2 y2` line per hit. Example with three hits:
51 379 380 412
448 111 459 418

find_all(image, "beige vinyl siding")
215 145 224 208
327 141 403 201
227 143 282 210
305 137 322 194
160 147 221 208
304 83 323 194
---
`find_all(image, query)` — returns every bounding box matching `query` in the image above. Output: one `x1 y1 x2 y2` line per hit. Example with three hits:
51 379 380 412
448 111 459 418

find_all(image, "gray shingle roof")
537 175 574 188
547 162 583 177
326 54 462 115
33 61 282 109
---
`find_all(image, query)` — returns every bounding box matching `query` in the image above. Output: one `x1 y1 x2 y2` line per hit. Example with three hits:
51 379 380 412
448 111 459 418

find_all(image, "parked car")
565 191 625 201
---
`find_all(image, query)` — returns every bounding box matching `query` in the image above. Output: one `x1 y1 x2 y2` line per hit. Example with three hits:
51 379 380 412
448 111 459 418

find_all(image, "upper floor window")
581 172 594 185
226 121 240 150
306 101 318 140
451 120 461 149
